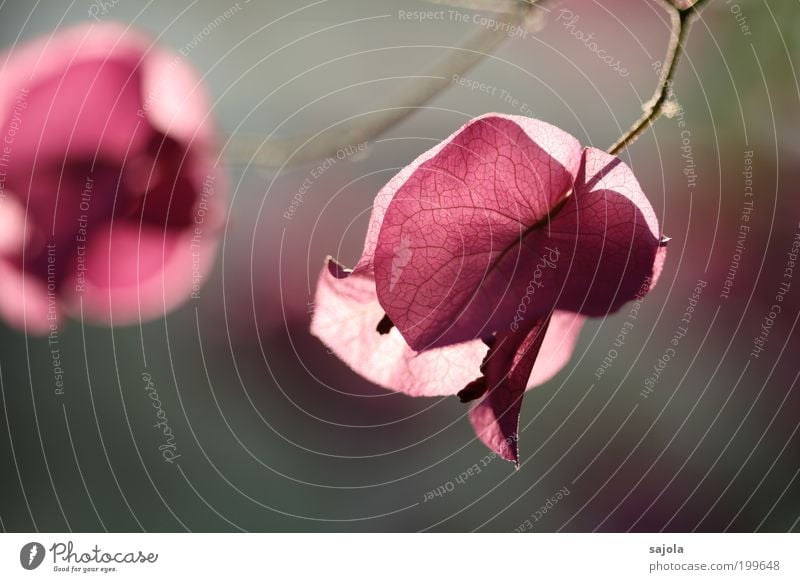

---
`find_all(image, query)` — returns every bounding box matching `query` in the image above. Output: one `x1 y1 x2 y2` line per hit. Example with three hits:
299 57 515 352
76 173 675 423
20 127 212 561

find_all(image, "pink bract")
312 113 664 464
0 23 224 332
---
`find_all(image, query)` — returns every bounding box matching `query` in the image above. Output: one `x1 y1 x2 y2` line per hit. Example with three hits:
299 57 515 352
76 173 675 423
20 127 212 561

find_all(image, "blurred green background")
1 0 799 532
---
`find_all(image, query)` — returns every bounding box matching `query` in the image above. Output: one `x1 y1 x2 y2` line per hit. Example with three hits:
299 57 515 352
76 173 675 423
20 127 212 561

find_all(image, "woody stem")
608 0 710 156
225 1 538 169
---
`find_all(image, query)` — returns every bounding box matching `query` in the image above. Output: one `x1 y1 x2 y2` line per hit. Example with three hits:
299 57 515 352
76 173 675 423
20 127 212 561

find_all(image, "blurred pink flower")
312 114 665 464
0 22 224 332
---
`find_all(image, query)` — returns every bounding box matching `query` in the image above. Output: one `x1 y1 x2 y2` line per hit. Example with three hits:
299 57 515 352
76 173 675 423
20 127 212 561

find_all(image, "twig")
608 0 710 155
225 1 537 169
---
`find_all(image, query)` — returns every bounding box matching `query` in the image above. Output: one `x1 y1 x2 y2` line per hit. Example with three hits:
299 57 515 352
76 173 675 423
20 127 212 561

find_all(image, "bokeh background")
1 0 799 532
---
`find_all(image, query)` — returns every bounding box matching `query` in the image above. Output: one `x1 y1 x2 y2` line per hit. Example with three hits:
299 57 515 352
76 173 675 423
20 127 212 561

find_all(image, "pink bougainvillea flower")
0 23 224 333
312 114 665 464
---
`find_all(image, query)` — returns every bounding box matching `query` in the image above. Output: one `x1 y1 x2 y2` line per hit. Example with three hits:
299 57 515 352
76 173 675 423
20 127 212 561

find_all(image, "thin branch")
608 0 710 155
225 1 537 169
